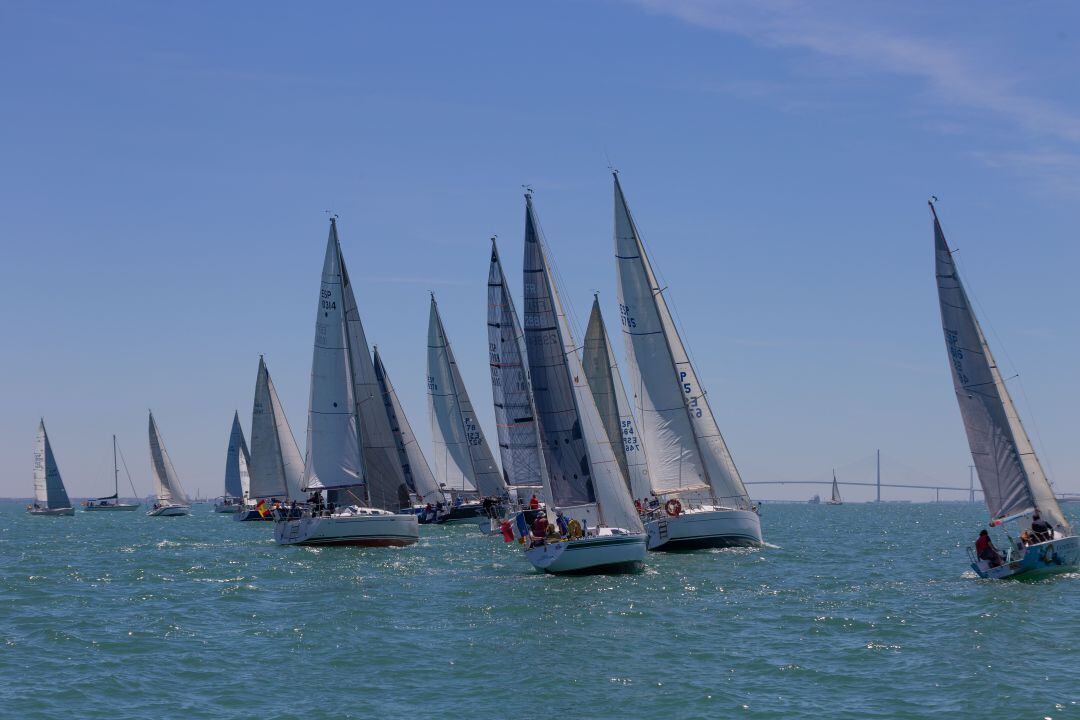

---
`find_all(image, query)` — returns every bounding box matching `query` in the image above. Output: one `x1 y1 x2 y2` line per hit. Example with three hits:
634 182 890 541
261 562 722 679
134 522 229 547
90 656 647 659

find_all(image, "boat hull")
971 535 1080 580
147 504 191 517
443 502 485 524
645 507 762 551
233 508 272 522
27 506 75 516
525 531 646 574
213 503 239 513
274 511 419 547
83 503 139 511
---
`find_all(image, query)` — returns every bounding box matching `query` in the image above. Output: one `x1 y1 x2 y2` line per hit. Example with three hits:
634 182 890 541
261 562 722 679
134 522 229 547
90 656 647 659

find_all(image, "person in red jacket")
529 494 540 510
975 529 1004 567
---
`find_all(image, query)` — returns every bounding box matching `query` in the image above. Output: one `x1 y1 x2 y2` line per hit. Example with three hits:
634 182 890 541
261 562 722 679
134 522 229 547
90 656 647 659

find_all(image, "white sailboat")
931 201 1078 579
827 471 843 506
521 191 646 573
427 293 506 521
241 356 306 521
487 238 546 503
28 420 75 516
215 411 249 513
84 435 140 511
613 173 762 550
146 411 191 516
273 217 418 547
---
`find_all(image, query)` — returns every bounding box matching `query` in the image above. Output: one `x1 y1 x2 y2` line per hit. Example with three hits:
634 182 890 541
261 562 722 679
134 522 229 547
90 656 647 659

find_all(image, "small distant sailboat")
84 435 140 511
521 191 646 573
214 412 249 513
242 356 306 521
827 471 843 505
613 173 762 550
273 217 418 547
28 420 74 516
146 411 191 516
931 201 1078 579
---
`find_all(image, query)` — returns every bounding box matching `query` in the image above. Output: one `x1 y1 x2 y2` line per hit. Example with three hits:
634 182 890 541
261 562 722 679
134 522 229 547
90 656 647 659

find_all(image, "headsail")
374 347 443 505
249 356 305 500
582 296 652 501
427 295 506 498
148 411 189 505
34 420 71 510
932 203 1068 531
522 193 642 532
613 173 751 509
487 238 544 489
223 411 250 498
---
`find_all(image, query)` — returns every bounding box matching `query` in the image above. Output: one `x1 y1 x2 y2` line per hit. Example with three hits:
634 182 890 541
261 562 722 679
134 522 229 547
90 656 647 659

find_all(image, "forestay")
34 420 71 509
148 412 189 505
487 238 544 489
932 203 1068 532
613 174 751 508
249 356 305 500
223 411 250 498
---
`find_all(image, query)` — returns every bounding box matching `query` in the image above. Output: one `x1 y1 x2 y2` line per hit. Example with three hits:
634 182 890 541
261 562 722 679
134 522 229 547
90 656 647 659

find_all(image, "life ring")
567 519 583 539
664 498 682 517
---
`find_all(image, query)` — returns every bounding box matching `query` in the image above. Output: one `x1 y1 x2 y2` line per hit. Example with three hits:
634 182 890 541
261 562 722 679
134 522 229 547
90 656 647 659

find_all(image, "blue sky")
2 1 1079 501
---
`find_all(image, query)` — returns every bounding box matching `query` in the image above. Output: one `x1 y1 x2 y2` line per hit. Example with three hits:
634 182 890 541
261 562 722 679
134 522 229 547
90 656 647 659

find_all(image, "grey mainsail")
148 411 189 505
831 472 841 504
932 202 1068 531
249 356 305 500
33 420 72 509
223 411 250 499
487 238 544 489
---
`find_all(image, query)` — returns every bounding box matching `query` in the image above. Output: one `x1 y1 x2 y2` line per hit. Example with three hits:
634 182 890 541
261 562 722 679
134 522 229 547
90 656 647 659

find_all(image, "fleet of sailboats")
147 411 191 516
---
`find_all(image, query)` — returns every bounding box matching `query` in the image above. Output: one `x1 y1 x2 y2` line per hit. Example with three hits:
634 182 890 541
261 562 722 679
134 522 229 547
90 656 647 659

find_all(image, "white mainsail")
522 193 643 533
33 420 72 510
487 238 544 489
932 203 1068 531
427 294 506 498
373 346 444 505
223 411 250 499
613 174 751 509
148 411 189 505
249 356 305 500
582 296 652 502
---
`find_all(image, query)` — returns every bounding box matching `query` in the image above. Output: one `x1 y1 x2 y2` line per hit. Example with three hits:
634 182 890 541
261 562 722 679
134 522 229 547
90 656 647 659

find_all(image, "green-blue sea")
1 500 1077 719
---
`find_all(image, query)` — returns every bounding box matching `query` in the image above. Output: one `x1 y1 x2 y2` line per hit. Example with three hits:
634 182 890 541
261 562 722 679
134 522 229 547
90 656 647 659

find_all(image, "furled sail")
427 295 506 498
582 296 652 502
487 238 544 489
613 174 751 508
34 420 71 509
148 411 189 505
932 203 1068 531
300 219 364 493
249 356 305 500
522 193 643 532
374 346 443 505
223 411 250 498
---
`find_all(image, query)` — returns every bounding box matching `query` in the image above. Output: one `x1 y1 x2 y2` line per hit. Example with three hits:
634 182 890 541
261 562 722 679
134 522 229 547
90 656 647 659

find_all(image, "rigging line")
116 442 139 497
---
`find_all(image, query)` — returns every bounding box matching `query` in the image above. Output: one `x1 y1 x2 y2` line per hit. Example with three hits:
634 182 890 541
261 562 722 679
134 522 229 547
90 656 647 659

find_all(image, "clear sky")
3 1 1079 502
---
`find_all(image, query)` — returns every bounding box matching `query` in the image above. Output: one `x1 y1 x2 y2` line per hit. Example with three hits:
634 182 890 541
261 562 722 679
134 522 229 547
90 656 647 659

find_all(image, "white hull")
27 506 75 516
213 503 240 513
525 529 646 574
147 504 191 517
274 508 419 547
645 507 762 551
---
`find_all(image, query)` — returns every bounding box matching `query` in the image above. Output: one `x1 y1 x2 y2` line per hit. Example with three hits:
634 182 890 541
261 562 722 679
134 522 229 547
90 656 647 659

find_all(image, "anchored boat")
612 173 762 551
84 435 140 511
932 201 1078 579
146 411 191 516
214 412 249 513
28 420 75 516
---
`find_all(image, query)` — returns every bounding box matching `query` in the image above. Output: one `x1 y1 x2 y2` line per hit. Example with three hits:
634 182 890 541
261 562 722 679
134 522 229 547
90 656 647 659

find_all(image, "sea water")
1 500 1076 719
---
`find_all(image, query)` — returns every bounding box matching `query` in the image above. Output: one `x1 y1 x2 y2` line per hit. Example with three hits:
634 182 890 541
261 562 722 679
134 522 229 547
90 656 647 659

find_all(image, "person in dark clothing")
1030 512 1054 543
531 512 549 543
975 529 1004 567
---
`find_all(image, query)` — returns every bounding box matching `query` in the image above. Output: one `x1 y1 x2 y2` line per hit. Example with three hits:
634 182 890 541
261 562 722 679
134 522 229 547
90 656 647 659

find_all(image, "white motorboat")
146 411 191 517
28 420 75 517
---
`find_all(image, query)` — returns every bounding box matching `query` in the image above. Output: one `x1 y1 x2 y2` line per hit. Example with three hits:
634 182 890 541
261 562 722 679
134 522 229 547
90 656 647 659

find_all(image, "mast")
113 434 119 497
876 450 881 503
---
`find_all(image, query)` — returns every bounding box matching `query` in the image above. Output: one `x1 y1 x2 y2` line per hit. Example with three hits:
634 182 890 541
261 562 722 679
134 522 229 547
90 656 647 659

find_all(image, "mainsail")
613 174 751 509
249 356 305 500
487 238 544 489
932 202 1068 531
34 420 71 509
522 193 642 532
374 346 443 505
223 411 250 499
831 472 842 504
582 296 652 501
148 411 189 505
427 295 506 498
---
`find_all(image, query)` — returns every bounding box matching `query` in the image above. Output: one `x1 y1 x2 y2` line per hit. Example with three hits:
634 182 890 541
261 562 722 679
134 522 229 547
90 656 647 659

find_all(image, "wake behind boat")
28 419 75 516
146 411 191 517
84 436 140 511
932 201 1078 579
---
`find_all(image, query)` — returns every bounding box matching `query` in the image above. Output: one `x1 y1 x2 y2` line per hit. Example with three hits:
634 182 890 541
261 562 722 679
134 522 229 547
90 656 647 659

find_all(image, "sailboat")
84 435 140 510
428 293 507 521
28 420 75 516
931 201 1078 579
373 346 444 521
273 217 418 547
521 191 646 573
146 411 191 516
241 356 306 521
827 471 843 505
613 173 762 550
215 412 250 513
487 238 545 506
